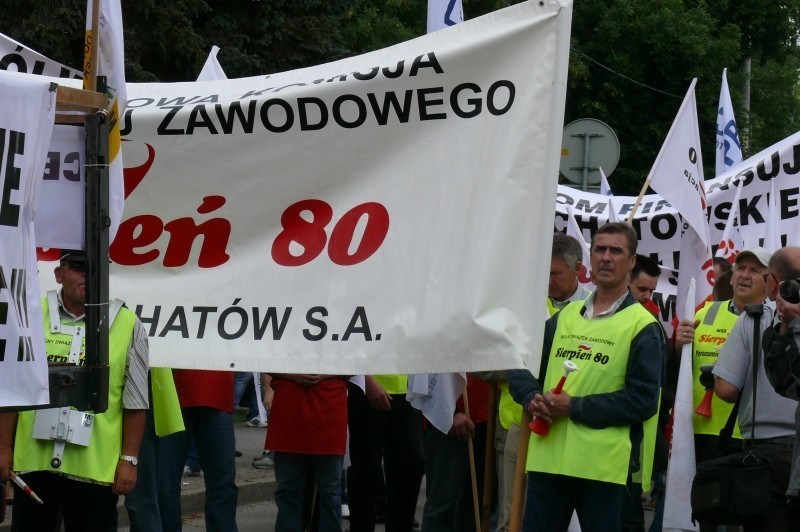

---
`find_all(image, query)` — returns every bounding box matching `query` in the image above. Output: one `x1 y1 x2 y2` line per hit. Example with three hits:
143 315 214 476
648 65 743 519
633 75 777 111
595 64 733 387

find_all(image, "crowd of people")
2 222 800 532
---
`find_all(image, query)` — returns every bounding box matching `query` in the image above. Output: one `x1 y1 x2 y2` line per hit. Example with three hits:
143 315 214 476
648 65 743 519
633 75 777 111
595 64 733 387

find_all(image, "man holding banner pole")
509 223 665 531
505 233 591 531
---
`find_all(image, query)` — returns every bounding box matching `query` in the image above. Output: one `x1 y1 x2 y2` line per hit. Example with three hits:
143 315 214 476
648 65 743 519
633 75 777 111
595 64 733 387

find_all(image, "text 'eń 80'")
271 199 390 266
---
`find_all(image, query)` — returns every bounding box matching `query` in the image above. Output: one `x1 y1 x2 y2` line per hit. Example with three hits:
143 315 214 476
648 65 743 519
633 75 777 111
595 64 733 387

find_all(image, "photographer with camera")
712 247 800 530
762 247 800 508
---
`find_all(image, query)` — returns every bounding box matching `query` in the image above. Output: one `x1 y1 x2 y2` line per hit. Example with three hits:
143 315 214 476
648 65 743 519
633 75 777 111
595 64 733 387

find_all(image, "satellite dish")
559 119 620 189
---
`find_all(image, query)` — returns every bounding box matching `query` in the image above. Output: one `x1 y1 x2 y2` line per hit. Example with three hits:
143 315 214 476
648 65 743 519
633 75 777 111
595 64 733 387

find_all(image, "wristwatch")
120 454 138 466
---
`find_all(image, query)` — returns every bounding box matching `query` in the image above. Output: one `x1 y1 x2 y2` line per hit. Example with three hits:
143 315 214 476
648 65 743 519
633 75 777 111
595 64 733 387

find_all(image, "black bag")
690 304 774 525
691 448 772 524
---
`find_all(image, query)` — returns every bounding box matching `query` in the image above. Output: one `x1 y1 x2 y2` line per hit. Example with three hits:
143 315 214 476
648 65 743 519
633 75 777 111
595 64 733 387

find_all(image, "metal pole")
84 95 110 413
740 57 751 156
574 133 601 191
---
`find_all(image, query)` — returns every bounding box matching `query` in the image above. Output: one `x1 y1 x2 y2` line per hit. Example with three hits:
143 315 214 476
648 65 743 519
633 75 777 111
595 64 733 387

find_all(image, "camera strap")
718 305 762 449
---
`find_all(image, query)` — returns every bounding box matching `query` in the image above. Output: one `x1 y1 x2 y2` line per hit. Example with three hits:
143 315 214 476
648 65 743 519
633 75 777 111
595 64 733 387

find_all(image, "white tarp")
101 0 574 373
0 70 54 407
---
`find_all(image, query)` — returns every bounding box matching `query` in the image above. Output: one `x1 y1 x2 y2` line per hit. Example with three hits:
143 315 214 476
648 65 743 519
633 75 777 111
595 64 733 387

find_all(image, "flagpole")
508 411 532 532
626 177 651 223
87 0 100 92
462 382 482 532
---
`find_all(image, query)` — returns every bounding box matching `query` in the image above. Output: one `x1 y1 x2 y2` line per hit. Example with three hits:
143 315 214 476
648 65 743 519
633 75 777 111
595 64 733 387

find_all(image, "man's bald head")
768 247 800 299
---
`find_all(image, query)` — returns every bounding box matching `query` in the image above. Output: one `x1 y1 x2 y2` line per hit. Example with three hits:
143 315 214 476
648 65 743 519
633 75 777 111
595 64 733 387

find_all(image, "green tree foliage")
0 0 798 193
566 0 800 193
567 0 742 192
0 0 85 71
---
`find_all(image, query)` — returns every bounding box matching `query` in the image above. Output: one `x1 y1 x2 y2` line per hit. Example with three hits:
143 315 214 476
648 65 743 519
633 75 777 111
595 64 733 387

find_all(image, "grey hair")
552 233 583 271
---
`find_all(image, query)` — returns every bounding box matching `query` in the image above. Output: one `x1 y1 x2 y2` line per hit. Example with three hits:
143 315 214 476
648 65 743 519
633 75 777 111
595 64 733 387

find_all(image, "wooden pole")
481 382 499 532
462 382 482 532
87 0 100 92
625 177 651 224
508 411 532 532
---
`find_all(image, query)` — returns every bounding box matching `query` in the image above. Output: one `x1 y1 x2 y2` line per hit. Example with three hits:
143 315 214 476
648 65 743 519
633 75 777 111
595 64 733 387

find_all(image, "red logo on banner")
122 141 155 198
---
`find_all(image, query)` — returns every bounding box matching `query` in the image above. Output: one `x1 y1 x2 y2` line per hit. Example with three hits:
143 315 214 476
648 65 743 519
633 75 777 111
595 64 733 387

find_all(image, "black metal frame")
49 108 111 413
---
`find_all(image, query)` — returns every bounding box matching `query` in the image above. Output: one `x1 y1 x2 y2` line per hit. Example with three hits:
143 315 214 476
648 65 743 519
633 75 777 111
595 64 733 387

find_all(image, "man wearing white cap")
675 247 773 469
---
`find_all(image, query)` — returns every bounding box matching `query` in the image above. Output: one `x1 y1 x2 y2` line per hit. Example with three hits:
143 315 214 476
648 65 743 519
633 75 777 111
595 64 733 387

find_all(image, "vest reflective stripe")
373 374 407 395
527 301 659 488
692 300 741 437
14 296 136 484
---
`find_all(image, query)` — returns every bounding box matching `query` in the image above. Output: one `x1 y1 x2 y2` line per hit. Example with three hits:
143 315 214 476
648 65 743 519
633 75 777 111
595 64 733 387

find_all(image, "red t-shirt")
266 377 348 455
456 375 490 423
173 369 234 413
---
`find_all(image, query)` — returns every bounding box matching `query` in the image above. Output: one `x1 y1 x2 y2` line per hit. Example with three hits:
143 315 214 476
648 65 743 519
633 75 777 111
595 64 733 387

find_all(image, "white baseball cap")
735 247 771 268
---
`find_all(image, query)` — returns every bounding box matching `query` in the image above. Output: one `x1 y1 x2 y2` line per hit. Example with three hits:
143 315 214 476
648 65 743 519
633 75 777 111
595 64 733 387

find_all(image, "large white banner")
96 0 573 373
0 70 54 407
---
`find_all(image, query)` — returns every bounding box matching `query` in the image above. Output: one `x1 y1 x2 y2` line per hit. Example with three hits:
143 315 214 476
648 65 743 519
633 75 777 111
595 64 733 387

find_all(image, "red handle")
529 373 569 436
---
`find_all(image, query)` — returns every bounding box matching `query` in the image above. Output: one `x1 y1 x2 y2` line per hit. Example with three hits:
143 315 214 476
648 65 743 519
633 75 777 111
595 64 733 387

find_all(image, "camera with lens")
779 278 800 304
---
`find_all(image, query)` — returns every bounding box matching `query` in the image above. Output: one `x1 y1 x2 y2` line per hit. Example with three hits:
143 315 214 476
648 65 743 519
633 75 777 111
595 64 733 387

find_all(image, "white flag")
677 223 713 319
197 45 227 82
764 178 781 253
649 79 712 314
599 167 617 222
406 373 465 433
663 280 699 532
0 70 55 407
716 68 743 177
606 200 618 223
565 205 595 293
714 178 744 263
85 0 126 244
428 0 463 33
649 79 710 249
599 167 613 196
